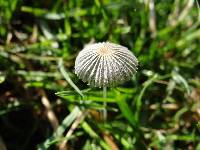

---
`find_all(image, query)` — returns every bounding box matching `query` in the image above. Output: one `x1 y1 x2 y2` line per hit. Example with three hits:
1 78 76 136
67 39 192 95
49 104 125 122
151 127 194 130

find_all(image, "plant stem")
103 86 107 121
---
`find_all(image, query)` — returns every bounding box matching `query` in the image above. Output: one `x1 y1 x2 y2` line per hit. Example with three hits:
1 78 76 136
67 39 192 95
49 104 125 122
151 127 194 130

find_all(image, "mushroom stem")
103 86 107 121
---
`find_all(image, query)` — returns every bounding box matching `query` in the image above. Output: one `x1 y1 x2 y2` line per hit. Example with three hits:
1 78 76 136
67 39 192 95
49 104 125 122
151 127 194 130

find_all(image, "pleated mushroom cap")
75 42 138 87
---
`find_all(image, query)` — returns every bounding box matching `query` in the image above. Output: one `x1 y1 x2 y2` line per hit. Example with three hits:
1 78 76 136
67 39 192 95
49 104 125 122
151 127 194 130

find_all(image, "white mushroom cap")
75 42 138 87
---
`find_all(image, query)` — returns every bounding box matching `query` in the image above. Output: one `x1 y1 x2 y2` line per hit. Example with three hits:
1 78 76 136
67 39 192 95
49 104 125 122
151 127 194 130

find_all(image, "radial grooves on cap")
74 42 138 87
108 43 137 75
111 55 123 85
82 55 99 83
100 56 105 87
103 57 108 86
118 52 137 65
104 55 112 86
107 55 117 86
95 56 102 87
75 53 94 73
112 54 132 81
76 54 97 82
105 56 111 86
115 54 138 74
87 56 99 85
88 55 102 86
112 55 125 83
76 51 96 67
115 51 138 67
115 53 137 74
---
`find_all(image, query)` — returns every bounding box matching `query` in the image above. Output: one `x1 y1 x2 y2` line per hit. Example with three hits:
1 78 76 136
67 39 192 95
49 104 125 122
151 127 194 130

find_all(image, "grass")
0 0 200 149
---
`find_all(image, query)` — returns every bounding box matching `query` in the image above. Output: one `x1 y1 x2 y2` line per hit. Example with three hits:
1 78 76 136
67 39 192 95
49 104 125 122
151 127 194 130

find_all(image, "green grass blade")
115 90 137 128
37 106 81 150
135 74 158 121
58 58 84 98
82 122 111 150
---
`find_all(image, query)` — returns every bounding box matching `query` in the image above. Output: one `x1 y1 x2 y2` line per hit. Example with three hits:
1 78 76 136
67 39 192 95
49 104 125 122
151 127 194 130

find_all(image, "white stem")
103 86 107 121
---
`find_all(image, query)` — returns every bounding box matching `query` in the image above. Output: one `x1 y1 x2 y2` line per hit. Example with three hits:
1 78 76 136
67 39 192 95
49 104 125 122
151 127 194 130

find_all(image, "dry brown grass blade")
149 0 157 38
169 0 194 27
103 133 119 150
178 0 194 22
149 103 179 110
41 90 59 131
6 32 12 45
30 25 38 43
59 110 88 150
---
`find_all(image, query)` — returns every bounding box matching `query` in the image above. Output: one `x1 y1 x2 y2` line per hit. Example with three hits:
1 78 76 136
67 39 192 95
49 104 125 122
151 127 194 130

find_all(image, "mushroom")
75 42 138 119
75 42 138 87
